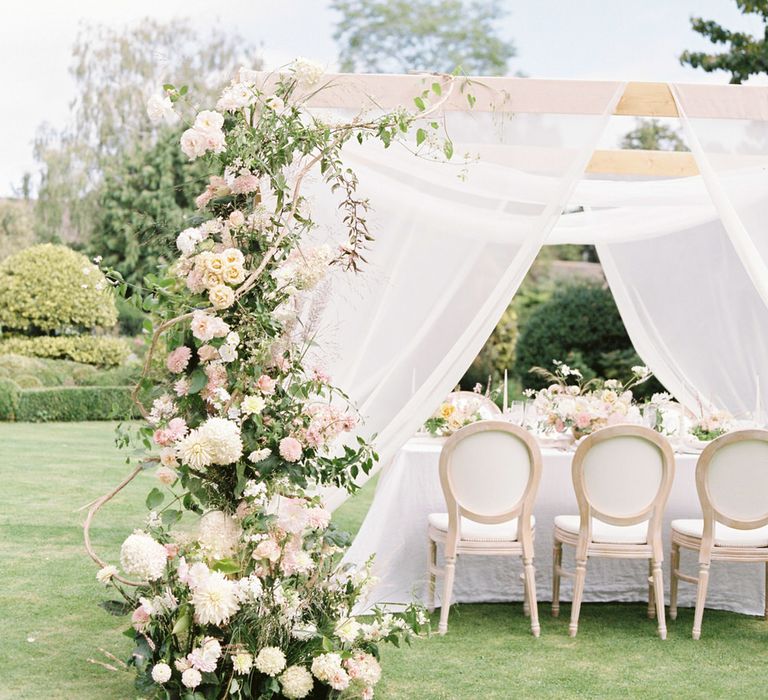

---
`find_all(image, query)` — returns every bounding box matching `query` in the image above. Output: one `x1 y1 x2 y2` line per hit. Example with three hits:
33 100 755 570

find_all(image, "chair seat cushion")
554 515 648 544
428 513 534 542
671 519 768 547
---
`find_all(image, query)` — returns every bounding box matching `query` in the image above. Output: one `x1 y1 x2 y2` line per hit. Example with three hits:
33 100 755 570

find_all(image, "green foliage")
92 129 211 287
515 282 634 391
85 362 143 387
620 118 688 151
679 1 768 83
0 198 35 262
33 18 260 246
115 296 148 335
0 336 129 367
0 377 20 420
462 306 518 389
0 244 117 333
332 0 515 75
14 374 43 389
12 386 138 422
0 354 68 386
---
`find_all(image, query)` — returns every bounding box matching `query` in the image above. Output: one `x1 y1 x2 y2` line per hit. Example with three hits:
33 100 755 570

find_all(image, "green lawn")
2 422 768 699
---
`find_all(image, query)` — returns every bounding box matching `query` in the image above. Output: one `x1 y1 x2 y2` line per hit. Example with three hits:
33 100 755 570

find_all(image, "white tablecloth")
345 436 766 615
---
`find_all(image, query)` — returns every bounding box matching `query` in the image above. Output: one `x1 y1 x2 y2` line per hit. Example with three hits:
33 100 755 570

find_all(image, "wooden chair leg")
647 559 656 620
552 540 562 618
523 570 531 618
652 560 667 640
569 558 587 637
764 561 768 621
438 557 456 635
427 538 437 614
692 563 710 640
524 557 540 638
669 541 680 621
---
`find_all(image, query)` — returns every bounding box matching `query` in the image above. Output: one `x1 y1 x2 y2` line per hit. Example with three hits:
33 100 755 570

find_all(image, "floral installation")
526 361 651 439
689 409 731 442
422 384 501 437
84 59 467 699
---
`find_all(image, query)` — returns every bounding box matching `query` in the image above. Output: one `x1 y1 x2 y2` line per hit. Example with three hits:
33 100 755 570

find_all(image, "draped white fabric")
301 79 768 510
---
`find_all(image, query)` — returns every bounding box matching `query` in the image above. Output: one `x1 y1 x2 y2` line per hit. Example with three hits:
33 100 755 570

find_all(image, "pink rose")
153 429 172 446
186 268 206 294
254 538 281 563
198 345 220 362
279 437 303 463
164 543 179 559
256 374 276 394
575 412 592 429
167 417 188 441
156 465 177 484
166 346 192 373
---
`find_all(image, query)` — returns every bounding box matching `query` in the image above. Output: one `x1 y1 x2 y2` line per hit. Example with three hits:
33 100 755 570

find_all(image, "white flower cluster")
255 646 286 676
120 532 168 581
291 57 324 87
273 245 332 292
177 417 243 469
280 665 314 699
146 94 179 125
311 653 350 691
181 110 226 160
189 569 241 626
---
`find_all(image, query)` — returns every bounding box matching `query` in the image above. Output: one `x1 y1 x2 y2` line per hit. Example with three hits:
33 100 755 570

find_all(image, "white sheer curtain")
307 87 623 502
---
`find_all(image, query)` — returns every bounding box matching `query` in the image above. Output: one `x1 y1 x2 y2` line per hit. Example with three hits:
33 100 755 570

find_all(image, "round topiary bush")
0 377 20 420
0 243 118 334
515 281 632 390
15 374 43 389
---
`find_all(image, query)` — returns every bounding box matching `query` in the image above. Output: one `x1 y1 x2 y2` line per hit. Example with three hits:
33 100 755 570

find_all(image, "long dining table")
344 435 766 616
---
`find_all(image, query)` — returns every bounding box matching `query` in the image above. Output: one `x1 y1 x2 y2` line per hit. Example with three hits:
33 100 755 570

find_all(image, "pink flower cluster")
154 418 189 447
279 436 303 462
167 346 192 373
196 175 231 209
191 311 230 342
257 374 276 394
302 404 357 448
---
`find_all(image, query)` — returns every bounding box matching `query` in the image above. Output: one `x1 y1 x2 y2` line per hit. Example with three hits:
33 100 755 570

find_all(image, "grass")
2 422 768 699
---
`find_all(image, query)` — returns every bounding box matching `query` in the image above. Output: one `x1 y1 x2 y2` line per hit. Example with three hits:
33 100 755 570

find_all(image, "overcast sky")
2 0 766 197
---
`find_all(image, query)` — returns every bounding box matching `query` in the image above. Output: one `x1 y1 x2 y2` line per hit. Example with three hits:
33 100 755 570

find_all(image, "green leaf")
211 558 241 575
432 82 442 96
321 636 334 652
467 93 477 108
161 509 182 526
172 608 191 637
443 139 454 160
413 96 426 111
416 128 426 146
188 369 206 394
145 487 164 510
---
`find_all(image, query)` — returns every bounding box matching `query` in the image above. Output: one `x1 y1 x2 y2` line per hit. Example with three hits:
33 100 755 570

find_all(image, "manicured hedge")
0 335 130 367
13 386 139 422
0 377 20 420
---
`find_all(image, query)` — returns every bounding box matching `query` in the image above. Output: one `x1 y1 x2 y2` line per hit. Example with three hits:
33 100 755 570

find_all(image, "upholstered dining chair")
427 421 542 636
670 429 768 639
552 425 675 638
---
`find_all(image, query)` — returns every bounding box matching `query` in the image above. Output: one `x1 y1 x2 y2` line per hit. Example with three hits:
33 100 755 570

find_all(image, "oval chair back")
572 425 675 551
696 429 768 534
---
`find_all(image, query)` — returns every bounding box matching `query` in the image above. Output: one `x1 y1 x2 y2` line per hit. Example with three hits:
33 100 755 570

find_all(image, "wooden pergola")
298 75 768 178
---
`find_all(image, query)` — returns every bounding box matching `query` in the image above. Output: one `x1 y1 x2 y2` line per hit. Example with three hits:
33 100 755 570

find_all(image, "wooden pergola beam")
586 149 698 177
614 82 680 118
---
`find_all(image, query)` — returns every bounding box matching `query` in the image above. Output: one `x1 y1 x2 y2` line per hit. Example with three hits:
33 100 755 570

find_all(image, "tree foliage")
331 0 515 74
91 129 209 287
33 18 260 245
679 0 768 83
620 118 688 151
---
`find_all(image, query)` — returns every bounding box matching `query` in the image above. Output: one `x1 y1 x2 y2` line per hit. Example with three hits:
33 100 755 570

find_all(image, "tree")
331 0 515 75
679 1 768 83
91 129 209 287
33 19 259 245
620 118 688 152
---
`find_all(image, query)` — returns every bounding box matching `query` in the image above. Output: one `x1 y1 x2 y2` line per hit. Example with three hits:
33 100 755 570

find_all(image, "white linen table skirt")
344 436 766 616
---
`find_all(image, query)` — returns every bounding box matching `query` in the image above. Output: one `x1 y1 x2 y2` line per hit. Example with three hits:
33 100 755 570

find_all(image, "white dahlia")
232 651 253 675
191 571 240 626
176 429 214 470
198 510 243 560
198 417 243 465
311 653 344 682
120 532 168 581
151 662 172 684
255 646 287 677
181 667 202 689
280 665 314 699
188 636 222 673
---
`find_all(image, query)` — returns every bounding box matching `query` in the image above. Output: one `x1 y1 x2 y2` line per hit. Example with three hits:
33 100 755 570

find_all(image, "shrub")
0 377 20 420
0 353 69 386
0 336 129 367
13 386 138 422
515 281 634 391
462 306 518 390
0 243 117 333
15 374 43 389
86 361 142 387
116 296 148 336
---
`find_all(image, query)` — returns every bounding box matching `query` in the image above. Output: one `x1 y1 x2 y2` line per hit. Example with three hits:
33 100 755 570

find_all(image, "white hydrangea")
243 479 267 500
255 646 287 676
176 227 204 256
311 653 349 690
280 665 314 699
291 57 324 87
198 510 243 560
151 662 172 684
120 532 168 581
235 574 264 603
191 571 240 625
